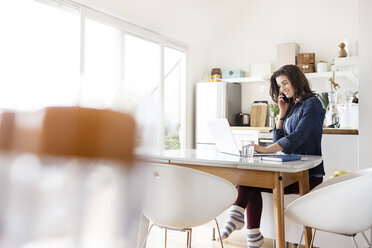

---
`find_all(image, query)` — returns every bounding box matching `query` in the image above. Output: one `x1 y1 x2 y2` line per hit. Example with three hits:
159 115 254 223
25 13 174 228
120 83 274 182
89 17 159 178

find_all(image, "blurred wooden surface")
0 107 136 164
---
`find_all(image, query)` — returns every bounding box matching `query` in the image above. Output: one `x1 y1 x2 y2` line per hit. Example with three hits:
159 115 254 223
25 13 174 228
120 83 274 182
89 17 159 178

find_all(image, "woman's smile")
276 75 294 99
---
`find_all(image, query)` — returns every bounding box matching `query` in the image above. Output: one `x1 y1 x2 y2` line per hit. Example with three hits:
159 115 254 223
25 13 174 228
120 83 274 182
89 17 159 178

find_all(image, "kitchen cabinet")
322 133 359 178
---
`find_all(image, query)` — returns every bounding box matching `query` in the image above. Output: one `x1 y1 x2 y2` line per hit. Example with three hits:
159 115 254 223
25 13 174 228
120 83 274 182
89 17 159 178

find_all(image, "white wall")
186 46 209 148
358 0 372 170
204 0 358 113
206 0 358 69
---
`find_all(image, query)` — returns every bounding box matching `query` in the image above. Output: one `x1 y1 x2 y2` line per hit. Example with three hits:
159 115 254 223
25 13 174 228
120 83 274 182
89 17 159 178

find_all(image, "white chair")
285 168 372 248
141 163 238 248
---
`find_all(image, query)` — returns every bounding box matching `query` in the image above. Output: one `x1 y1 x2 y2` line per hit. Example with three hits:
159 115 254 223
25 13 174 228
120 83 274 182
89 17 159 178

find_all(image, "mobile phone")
280 93 289 103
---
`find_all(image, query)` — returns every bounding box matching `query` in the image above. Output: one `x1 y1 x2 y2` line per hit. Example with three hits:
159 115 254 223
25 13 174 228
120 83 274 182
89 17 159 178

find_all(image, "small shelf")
305 71 335 79
305 71 354 79
221 57 358 84
334 56 358 67
305 70 358 86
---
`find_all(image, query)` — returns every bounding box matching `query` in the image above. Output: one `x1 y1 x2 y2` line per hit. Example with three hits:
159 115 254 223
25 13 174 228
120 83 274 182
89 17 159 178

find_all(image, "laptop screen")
208 118 241 156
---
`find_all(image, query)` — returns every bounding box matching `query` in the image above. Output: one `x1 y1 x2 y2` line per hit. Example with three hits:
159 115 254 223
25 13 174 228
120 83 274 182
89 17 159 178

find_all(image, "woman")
220 64 325 247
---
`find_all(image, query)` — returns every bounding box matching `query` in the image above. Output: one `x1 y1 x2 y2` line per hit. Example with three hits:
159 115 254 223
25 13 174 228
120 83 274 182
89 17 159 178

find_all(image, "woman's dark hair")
269 64 316 103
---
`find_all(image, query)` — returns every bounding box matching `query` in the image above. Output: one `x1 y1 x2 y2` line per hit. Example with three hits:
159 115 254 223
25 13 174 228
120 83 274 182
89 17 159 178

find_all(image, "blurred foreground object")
0 107 144 248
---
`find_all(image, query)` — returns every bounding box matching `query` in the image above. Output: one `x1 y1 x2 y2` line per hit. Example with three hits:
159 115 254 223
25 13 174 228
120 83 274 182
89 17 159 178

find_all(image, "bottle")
325 91 340 128
341 91 354 128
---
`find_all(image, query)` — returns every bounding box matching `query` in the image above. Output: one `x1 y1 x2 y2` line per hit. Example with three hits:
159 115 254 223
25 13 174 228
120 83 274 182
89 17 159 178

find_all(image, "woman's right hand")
278 94 290 118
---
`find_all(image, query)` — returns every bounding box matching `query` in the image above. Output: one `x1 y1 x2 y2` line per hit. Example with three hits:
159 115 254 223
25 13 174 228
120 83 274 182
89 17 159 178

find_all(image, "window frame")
49 1 187 150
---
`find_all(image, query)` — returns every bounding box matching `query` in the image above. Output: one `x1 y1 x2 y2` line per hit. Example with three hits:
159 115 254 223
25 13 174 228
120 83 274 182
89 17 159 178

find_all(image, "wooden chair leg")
187 228 192 248
165 228 167 248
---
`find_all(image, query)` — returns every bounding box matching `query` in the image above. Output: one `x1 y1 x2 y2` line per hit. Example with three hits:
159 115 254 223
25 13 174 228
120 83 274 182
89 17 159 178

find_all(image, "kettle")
235 113 250 126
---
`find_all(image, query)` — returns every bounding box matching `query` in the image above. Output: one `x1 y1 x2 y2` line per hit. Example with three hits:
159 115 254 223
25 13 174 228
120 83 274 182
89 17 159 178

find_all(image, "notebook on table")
260 154 301 162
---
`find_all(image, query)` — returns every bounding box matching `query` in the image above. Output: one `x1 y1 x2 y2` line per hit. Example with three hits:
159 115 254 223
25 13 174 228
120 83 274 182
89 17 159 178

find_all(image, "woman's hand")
254 143 283 154
278 94 290 118
254 144 268 153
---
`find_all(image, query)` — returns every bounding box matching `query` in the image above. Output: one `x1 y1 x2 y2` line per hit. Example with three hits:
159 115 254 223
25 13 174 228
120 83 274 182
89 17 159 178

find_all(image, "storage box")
276 43 300 69
222 69 245 79
297 64 315 73
297 53 315 64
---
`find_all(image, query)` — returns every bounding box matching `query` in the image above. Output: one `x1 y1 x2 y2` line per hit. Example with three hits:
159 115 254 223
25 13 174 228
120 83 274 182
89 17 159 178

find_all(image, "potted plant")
269 103 280 126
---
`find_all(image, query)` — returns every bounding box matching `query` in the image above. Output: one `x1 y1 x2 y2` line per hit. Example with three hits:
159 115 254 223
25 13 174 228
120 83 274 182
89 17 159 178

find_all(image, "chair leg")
165 228 167 248
187 229 192 248
310 229 316 248
214 218 224 248
298 228 305 247
140 224 155 248
212 227 216 241
362 231 371 247
351 236 359 248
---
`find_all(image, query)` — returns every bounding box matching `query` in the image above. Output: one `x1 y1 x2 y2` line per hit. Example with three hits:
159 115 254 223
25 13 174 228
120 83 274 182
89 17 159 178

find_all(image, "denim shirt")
273 97 325 177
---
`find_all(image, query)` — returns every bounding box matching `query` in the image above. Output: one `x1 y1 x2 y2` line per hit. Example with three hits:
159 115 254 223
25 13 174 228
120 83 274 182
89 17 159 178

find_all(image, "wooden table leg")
273 173 285 248
298 171 312 248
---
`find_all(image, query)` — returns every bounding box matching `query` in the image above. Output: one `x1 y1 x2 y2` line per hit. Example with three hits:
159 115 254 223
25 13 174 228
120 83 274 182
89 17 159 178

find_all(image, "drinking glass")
241 140 255 158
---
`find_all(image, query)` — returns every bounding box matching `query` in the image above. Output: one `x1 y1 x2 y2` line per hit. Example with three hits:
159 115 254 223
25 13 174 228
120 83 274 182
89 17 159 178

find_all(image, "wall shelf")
305 70 358 86
221 57 359 84
334 56 358 67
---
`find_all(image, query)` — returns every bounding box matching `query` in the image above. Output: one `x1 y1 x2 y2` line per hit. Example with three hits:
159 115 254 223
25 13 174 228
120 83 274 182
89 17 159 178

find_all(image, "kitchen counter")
231 126 359 135
322 128 358 135
231 126 272 131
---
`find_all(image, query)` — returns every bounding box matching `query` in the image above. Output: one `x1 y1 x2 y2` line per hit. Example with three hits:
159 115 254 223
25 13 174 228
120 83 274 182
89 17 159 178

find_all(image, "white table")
141 148 323 248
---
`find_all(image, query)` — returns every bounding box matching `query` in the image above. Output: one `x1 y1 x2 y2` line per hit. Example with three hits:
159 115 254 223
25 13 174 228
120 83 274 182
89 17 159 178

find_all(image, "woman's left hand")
254 144 268 153
255 143 283 154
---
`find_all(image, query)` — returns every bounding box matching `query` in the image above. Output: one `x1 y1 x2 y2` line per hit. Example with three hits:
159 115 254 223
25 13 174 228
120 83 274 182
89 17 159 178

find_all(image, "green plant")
317 92 329 112
164 123 181 150
269 103 280 117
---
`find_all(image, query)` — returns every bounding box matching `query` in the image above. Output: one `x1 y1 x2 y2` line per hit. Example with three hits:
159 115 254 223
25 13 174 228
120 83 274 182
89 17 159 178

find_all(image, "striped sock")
246 228 264 248
219 205 245 240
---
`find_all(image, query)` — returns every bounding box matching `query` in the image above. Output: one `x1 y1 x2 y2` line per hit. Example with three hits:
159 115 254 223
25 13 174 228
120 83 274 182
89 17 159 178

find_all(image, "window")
163 47 186 149
121 34 160 112
0 0 80 110
81 18 119 109
0 0 187 150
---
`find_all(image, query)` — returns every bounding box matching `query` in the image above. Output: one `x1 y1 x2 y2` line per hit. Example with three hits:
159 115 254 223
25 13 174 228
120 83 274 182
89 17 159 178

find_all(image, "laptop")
208 118 278 157
207 118 245 156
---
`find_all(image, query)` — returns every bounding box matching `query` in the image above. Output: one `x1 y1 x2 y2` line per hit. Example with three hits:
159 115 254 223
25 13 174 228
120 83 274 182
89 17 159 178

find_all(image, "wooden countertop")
231 126 272 131
231 126 359 135
322 128 358 135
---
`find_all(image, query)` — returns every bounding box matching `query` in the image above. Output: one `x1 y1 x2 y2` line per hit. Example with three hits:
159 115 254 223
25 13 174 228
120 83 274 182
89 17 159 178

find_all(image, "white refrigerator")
195 81 241 148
